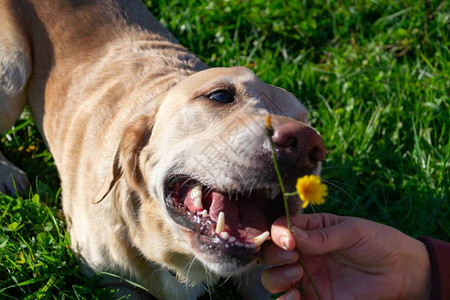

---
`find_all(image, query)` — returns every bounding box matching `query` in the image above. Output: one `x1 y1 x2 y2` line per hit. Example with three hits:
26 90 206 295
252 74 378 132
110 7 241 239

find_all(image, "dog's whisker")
217 275 232 288
181 257 200 294
322 179 362 210
323 178 359 189
320 165 354 171
201 264 214 300
179 178 191 189
204 187 214 199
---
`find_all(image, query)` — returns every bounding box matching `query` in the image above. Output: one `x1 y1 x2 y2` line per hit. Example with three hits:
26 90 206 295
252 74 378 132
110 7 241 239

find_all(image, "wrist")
402 238 431 299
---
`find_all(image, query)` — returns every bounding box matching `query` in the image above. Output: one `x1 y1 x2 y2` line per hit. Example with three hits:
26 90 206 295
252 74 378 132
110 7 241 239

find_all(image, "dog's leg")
0 1 32 194
0 152 29 195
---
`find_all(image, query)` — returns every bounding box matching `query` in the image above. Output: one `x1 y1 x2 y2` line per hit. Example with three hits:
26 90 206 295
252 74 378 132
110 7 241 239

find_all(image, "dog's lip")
163 175 284 260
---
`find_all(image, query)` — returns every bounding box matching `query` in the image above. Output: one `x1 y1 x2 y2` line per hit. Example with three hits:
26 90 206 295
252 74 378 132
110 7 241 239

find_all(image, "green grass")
1 0 449 298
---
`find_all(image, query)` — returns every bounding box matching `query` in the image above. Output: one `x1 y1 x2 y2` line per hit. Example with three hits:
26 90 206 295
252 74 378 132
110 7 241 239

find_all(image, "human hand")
260 213 431 300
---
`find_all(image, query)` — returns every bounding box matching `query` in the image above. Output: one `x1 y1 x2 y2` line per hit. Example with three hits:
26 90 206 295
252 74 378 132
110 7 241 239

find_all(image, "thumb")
291 217 360 255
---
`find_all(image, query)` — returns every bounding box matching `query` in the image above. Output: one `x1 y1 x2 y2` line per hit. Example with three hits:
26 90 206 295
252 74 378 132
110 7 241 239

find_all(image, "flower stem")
268 136 291 232
265 115 321 300
298 254 321 300
284 191 298 197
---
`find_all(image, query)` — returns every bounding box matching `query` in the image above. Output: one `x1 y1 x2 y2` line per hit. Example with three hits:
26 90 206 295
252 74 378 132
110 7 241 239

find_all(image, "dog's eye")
208 90 234 104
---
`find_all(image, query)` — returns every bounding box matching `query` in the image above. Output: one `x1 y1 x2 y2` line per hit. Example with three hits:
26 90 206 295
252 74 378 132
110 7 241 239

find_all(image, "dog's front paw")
0 152 30 195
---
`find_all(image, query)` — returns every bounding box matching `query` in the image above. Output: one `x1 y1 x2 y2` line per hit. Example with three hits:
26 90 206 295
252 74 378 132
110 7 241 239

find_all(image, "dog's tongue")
206 191 238 223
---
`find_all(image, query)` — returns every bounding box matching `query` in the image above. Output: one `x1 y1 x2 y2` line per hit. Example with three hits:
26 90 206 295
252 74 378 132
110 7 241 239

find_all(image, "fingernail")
293 227 309 239
281 235 290 250
283 265 301 279
283 289 298 300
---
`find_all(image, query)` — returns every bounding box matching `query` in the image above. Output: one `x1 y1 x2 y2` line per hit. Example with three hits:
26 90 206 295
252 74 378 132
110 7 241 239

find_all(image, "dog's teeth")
235 241 243 247
193 197 203 209
191 185 202 198
252 231 270 247
200 210 209 218
228 236 236 243
215 212 225 234
219 231 229 241
191 186 203 209
245 243 256 249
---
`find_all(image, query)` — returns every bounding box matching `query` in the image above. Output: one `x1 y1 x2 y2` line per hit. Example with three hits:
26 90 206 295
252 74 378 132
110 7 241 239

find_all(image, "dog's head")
96 67 325 281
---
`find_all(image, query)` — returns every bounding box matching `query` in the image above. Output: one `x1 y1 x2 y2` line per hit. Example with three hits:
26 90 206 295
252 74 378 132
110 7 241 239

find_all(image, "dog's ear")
93 115 153 204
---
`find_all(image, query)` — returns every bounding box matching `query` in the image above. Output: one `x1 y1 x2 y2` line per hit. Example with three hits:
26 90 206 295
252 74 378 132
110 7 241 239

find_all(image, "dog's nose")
271 121 326 168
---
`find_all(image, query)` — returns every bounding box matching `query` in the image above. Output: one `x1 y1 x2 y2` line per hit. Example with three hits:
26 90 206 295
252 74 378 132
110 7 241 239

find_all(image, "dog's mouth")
164 176 289 265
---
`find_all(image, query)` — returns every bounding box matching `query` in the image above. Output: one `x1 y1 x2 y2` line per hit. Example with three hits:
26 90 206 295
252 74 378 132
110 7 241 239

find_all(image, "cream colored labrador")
0 0 325 299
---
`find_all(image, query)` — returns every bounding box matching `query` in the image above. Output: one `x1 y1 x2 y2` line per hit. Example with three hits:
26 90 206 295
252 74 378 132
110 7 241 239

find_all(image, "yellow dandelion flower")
296 175 328 208
265 115 274 136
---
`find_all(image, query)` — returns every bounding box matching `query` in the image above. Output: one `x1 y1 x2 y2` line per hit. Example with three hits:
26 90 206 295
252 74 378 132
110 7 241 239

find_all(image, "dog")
0 0 325 298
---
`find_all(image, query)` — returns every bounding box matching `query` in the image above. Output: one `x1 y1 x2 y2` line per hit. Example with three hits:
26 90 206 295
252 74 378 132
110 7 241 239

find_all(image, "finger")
290 212 342 231
261 263 303 293
271 213 344 251
260 242 299 266
271 216 296 251
278 289 301 300
291 217 361 255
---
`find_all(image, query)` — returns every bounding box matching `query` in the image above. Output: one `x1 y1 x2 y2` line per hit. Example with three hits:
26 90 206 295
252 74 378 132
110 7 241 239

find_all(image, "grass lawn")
1 0 449 298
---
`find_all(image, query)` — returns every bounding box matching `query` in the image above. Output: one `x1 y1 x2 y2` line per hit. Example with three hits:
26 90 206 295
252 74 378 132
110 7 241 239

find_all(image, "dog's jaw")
162 177 279 275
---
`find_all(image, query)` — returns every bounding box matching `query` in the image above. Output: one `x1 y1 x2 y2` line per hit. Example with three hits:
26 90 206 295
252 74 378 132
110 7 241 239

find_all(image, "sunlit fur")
0 1 319 299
